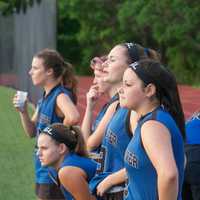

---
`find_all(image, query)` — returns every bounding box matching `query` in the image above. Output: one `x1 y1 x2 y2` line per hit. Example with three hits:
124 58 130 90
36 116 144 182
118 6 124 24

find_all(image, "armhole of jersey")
125 110 133 138
49 169 61 187
54 91 67 119
115 102 120 111
108 93 119 107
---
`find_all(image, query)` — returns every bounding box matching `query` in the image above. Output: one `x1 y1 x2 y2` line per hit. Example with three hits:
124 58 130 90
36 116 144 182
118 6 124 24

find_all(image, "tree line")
1 0 199 84
57 0 200 85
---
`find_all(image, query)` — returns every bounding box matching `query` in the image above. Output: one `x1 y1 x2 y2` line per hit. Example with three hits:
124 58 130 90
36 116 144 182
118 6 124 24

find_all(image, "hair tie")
124 42 140 63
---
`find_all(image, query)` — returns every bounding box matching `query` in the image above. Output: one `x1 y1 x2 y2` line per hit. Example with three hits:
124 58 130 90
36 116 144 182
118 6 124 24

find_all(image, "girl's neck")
43 79 61 96
54 155 66 171
137 101 160 118
108 82 122 98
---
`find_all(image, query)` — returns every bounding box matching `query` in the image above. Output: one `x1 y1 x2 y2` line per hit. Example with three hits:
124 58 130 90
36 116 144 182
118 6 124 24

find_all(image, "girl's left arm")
96 168 127 197
56 93 80 125
59 166 96 200
141 120 179 200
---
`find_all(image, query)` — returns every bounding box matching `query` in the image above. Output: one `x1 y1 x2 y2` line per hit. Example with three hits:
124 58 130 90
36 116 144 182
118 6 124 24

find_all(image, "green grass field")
0 86 36 199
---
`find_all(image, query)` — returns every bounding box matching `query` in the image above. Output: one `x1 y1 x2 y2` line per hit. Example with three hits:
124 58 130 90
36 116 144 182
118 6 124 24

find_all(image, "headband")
124 43 140 62
42 126 77 150
129 62 153 86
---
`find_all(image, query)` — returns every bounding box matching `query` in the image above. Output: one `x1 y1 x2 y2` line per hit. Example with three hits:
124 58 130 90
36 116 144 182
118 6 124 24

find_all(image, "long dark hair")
35 48 78 104
130 59 185 139
41 123 88 157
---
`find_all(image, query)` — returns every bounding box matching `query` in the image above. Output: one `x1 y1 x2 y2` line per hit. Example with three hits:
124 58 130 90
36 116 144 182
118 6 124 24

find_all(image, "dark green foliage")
1 0 199 83
0 0 41 15
57 1 83 74
58 0 200 84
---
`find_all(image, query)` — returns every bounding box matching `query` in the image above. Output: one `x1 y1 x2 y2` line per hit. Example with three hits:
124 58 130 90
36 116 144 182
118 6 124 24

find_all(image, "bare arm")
81 85 100 142
56 93 80 125
59 166 96 200
19 108 37 138
96 168 127 196
87 101 119 151
141 121 179 200
81 104 94 142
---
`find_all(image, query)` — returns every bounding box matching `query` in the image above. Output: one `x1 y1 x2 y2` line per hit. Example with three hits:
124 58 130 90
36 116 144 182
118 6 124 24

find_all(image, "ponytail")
72 126 89 157
62 62 78 104
144 48 161 62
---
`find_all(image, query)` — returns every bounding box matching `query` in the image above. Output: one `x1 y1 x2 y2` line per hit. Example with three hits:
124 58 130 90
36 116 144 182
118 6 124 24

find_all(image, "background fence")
0 0 57 103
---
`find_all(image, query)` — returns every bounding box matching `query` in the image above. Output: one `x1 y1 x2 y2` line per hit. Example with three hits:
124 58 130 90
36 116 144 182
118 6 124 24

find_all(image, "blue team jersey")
124 107 184 200
35 84 74 184
185 112 200 144
91 94 119 153
91 94 119 132
58 153 97 200
89 107 132 193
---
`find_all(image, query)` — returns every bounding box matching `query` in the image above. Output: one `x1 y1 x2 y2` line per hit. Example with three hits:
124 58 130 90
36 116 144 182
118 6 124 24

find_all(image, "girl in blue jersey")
88 43 160 199
81 55 118 148
119 60 185 200
182 110 200 200
37 123 97 200
13 49 80 200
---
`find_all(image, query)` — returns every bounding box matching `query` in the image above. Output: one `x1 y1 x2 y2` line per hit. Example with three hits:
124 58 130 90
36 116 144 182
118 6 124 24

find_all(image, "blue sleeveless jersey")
58 153 97 200
91 94 119 132
101 107 131 172
185 112 200 144
89 107 131 193
124 107 184 200
91 94 119 153
35 84 74 184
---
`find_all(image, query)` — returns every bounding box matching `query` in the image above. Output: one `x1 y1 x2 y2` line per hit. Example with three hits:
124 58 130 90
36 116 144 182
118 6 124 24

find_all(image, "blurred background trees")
0 0 199 84
57 0 200 84
0 0 42 15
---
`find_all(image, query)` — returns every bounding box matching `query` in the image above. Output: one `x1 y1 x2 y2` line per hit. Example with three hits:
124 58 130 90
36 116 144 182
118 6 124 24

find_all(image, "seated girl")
37 123 97 200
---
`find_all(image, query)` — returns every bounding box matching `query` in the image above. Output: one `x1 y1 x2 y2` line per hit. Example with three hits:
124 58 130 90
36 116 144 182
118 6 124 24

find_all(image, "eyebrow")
109 55 120 59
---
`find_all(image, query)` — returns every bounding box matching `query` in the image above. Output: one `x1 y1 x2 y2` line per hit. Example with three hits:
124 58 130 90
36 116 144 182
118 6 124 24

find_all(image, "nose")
102 59 108 69
118 86 124 95
28 68 32 76
93 77 98 84
36 148 41 157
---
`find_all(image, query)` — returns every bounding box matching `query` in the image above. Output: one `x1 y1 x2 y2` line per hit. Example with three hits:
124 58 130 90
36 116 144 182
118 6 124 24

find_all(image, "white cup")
16 90 28 109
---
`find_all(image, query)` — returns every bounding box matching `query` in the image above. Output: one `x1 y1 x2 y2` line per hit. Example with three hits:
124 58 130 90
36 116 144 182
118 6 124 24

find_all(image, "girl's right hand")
86 84 100 109
13 93 28 113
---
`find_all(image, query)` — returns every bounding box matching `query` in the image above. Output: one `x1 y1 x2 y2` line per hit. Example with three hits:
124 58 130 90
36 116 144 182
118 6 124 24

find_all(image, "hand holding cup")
13 90 28 112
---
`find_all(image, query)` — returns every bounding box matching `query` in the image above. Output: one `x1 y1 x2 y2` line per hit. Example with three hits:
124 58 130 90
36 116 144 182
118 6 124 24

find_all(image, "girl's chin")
120 102 131 109
32 81 42 86
31 80 38 85
119 102 126 108
39 160 46 166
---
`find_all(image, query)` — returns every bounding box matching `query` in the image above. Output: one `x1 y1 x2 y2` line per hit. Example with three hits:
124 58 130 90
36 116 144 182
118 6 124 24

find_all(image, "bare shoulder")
58 166 87 182
56 92 72 102
141 120 171 146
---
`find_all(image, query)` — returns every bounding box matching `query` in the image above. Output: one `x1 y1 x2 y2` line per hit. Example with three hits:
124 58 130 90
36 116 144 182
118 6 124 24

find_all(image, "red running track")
77 77 200 121
0 74 200 121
